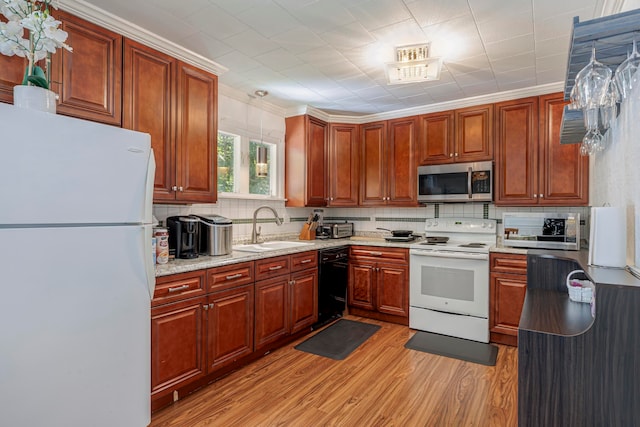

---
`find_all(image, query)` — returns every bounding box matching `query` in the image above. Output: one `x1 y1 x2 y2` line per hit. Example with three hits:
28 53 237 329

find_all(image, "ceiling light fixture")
385 43 442 85
254 90 268 178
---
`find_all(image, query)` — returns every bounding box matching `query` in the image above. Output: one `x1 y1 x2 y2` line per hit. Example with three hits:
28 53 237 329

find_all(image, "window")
217 131 279 198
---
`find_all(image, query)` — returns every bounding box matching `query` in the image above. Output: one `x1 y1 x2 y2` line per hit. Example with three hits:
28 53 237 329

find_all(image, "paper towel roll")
589 207 627 268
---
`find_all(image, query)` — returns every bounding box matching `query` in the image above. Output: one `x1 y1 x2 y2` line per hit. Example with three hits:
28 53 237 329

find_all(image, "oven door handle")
410 250 489 261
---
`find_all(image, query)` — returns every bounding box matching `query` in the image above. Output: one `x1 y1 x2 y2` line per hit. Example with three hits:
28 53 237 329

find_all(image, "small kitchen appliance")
194 214 233 256
167 216 199 259
417 160 493 203
320 222 354 239
502 212 580 251
409 218 497 343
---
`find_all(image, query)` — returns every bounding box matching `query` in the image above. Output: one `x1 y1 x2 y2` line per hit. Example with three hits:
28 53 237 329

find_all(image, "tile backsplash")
153 200 590 245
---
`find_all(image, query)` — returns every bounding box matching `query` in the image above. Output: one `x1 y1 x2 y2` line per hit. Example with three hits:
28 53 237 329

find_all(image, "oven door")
409 249 489 318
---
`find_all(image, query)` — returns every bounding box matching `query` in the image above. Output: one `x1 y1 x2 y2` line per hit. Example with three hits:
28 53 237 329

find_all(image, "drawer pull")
168 284 190 293
368 251 383 256
300 259 312 264
268 265 283 271
225 273 243 280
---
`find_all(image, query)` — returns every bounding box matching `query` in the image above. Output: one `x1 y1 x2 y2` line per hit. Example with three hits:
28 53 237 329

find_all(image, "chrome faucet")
251 205 282 243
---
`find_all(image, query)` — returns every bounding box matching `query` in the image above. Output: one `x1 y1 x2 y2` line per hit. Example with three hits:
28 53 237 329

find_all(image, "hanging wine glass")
575 46 612 111
614 39 640 101
600 80 619 129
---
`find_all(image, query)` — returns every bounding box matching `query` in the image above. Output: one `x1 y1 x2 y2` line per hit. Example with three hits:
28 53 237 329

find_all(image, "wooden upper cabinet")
0 55 27 104
495 93 588 206
285 115 328 207
387 117 418 206
495 97 539 205
50 10 122 125
359 121 387 206
538 93 589 205
418 111 454 165
419 105 493 165
175 62 218 203
455 104 493 162
123 39 176 202
328 123 359 206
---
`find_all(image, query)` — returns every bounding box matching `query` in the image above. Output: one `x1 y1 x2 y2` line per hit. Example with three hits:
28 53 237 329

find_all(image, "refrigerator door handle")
143 225 156 299
143 149 156 225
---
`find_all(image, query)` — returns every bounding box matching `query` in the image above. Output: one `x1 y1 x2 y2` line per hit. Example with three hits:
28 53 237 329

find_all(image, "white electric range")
409 218 497 343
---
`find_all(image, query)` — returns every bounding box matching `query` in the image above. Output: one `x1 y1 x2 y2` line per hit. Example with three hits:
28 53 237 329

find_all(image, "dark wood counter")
518 251 640 427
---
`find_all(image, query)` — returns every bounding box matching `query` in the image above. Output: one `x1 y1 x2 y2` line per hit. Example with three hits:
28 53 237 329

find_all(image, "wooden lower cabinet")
489 253 527 346
254 254 318 352
206 284 254 372
151 296 206 400
348 247 409 325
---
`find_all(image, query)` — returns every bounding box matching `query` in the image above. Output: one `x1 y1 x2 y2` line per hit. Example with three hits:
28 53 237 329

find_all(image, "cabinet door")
418 111 454 165
290 269 318 334
495 97 539 205
455 104 493 162
306 116 328 206
175 62 217 203
0 55 27 104
359 121 387 206
123 39 176 202
538 93 589 206
206 284 254 372
151 296 206 397
376 262 409 318
328 123 359 206
387 117 418 206
51 10 122 125
348 260 375 310
490 272 527 337
254 276 289 350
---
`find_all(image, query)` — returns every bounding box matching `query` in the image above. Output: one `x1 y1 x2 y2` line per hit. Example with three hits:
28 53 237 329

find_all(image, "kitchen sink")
233 241 314 253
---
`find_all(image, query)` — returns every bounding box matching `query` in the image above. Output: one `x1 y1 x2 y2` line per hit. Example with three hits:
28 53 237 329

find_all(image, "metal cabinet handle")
300 259 312 264
539 194 544 198
449 153 454 157
268 265 283 271
203 305 208 311
168 284 189 293
225 273 242 280
455 152 458 157
209 303 214 309
171 186 178 191
368 251 383 256
533 194 537 198
179 186 184 192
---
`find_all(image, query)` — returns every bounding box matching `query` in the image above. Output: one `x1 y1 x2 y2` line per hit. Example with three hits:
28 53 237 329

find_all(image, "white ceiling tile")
270 28 329 55
156 0 210 20
185 5 248 40
354 85 392 99
286 0 357 33
495 67 537 84
298 47 347 68
223 29 280 57
209 0 267 15
533 0 597 20
468 0 533 23
535 36 571 57
254 48 304 72
235 3 300 38
461 81 500 96
490 52 536 74
485 34 535 61
536 68 566 84
534 8 597 41
405 0 471 27
446 54 492 71
477 12 534 43
179 32 234 60
536 53 567 72
320 22 376 50
497 77 538 91
215 50 263 74
421 15 485 61
452 69 496 86
338 75 379 91
370 19 428 46
347 0 413 31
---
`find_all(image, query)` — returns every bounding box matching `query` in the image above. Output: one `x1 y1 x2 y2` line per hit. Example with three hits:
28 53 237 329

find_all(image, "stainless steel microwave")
417 161 493 203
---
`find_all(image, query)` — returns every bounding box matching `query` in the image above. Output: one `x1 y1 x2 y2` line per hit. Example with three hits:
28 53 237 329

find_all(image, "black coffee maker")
166 216 199 259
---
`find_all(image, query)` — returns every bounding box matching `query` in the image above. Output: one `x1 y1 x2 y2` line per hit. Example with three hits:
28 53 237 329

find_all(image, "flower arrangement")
0 0 72 90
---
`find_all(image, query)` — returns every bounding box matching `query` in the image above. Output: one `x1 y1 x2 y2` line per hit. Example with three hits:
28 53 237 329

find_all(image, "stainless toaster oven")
321 222 354 239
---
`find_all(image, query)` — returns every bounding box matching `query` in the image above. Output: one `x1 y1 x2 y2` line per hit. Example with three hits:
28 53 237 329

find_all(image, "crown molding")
58 0 227 76
285 82 564 123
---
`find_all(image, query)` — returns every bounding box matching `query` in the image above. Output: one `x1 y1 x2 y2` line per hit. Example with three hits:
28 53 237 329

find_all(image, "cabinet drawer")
208 262 254 292
490 253 527 274
350 246 408 263
255 255 291 281
153 270 206 306
291 250 318 272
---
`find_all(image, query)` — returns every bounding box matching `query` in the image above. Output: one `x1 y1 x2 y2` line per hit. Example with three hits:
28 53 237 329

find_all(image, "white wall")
590 75 640 268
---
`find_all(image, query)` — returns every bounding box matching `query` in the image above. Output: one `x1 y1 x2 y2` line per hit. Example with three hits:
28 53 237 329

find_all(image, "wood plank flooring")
151 316 518 427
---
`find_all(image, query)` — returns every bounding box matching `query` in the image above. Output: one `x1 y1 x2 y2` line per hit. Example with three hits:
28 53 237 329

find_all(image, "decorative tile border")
374 217 429 223
434 204 439 218
232 217 283 224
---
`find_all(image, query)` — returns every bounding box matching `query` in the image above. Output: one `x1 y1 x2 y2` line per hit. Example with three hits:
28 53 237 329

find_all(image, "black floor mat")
295 319 380 360
405 331 498 366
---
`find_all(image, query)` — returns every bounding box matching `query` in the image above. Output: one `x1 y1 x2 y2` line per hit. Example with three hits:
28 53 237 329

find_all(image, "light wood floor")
151 316 518 427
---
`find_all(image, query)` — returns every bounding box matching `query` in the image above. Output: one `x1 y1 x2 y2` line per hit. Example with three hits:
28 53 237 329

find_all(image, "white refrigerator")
0 103 156 427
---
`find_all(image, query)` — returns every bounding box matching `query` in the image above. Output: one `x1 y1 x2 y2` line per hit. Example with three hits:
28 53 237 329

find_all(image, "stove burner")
458 243 487 248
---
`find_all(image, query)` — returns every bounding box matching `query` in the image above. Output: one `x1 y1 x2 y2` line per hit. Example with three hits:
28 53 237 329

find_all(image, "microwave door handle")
468 167 473 199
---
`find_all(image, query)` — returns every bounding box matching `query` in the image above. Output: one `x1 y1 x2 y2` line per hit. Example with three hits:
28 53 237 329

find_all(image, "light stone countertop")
155 236 423 277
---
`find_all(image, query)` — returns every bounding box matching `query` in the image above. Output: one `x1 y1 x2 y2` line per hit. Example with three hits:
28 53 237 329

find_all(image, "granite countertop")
155 236 423 277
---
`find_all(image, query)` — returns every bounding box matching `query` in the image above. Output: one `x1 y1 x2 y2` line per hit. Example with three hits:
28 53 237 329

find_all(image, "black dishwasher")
312 246 349 330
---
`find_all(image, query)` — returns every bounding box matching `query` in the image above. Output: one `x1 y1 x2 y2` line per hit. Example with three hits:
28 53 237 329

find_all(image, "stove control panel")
424 218 496 234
